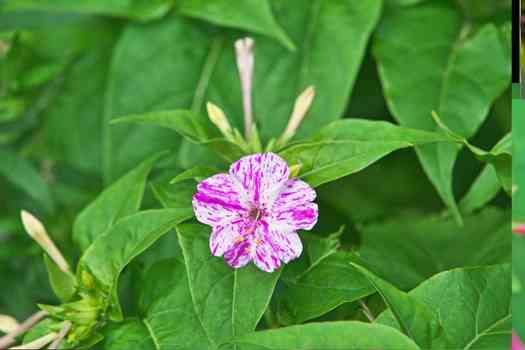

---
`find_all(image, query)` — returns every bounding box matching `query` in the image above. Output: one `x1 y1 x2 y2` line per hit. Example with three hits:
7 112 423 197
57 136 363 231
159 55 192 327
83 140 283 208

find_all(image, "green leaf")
374 2 510 223
43 254 77 302
276 232 375 325
177 0 295 50
229 321 419 350
376 264 511 349
352 264 441 349
151 178 196 210
465 133 511 194
176 222 280 347
170 165 221 184
102 319 156 350
73 153 163 251
78 208 193 321
112 110 245 162
280 119 454 187
0 149 54 213
459 165 500 214
513 235 525 339
358 207 510 290
1 0 174 21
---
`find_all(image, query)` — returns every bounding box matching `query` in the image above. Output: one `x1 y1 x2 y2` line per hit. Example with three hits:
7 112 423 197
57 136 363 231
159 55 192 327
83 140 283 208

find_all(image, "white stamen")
234 37 255 140
20 210 70 273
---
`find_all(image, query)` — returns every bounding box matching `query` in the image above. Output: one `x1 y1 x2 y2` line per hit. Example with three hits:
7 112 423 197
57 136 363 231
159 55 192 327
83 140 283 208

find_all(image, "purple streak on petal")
224 238 253 268
513 331 525 350
270 229 303 263
192 173 248 226
273 179 316 210
252 226 281 272
229 152 290 207
272 202 318 231
209 219 245 257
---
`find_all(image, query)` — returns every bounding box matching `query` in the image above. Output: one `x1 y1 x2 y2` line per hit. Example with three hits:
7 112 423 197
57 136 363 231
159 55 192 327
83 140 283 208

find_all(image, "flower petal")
209 219 247 257
273 179 316 210
252 226 281 272
271 202 318 231
229 153 289 207
223 238 253 269
193 173 248 226
270 229 303 263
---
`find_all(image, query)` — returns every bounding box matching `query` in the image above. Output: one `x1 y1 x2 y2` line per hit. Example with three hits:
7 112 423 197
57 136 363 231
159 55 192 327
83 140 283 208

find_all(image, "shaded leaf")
374 2 510 223
352 263 441 349
376 264 511 349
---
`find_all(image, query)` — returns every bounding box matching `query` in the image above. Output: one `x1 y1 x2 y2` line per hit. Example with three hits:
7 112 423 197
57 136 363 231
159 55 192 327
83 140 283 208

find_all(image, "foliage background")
0 0 512 349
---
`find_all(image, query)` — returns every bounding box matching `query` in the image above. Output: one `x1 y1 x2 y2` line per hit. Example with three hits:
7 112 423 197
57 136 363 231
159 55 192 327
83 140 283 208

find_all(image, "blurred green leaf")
1 0 174 21
0 148 54 213
374 2 510 223
459 165 501 213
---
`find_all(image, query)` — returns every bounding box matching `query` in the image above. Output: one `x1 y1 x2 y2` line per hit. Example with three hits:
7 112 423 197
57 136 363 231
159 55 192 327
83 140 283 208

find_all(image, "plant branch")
0 311 48 349
10 332 57 349
47 321 71 349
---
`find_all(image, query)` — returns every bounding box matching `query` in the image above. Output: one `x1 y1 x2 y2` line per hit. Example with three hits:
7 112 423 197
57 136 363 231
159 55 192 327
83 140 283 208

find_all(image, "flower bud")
207 102 232 138
21 210 70 273
279 86 315 146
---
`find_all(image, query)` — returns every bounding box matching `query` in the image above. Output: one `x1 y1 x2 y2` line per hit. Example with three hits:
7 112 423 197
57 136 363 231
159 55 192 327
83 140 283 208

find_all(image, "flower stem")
47 321 72 349
10 332 57 349
359 300 375 323
0 311 48 349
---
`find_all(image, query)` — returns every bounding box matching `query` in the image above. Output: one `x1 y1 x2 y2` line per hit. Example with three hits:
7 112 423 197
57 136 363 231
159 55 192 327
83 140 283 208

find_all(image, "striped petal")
253 225 281 272
209 219 247 257
273 178 316 210
270 229 303 263
192 173 248 226
271 202 318 231
224 237 253 269
229 153 289 208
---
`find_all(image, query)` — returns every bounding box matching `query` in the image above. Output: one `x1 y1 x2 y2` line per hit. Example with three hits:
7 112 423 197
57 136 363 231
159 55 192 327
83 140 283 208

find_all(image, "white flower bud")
207 102 232 138
279 86 315 146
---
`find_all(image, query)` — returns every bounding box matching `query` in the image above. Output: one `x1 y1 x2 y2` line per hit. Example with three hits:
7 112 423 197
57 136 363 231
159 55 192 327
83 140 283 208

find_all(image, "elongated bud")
20 210 70 273
0 315 19 334
234 37 255 140
207 102 232 138
279 86 315 146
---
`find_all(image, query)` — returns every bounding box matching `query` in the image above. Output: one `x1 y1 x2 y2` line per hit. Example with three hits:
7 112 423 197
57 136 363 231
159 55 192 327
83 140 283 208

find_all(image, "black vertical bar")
514 0 520 83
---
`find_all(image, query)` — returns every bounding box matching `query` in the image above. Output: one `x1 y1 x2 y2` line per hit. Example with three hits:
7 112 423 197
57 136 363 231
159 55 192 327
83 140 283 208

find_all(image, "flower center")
248 207 263 221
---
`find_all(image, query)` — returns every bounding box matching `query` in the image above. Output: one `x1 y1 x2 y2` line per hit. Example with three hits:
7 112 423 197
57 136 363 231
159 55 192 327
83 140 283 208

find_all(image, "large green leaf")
43 254 77 302
513 235 525 339
377 264 511 349
358 207 510 290
102 319 156 350
0 149 54 213
77 208 193 321
176 222 280 348
276 233 375 325
177 0 295 50
1 0 173 21
73 153 163 251
352 264 441 349
459 165 500 214
280 119 454 187
374 2 510 223
229 321 419 350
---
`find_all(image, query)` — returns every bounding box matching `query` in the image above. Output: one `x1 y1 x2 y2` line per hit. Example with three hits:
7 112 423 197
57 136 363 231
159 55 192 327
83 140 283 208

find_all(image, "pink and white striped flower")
192 152 318 272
